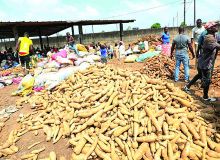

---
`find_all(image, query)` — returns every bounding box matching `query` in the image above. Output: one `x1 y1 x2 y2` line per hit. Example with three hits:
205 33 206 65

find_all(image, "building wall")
0 26 194 50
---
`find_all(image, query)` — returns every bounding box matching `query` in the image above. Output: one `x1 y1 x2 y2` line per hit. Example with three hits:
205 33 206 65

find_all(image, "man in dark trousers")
171 27 195 82
16 32 33 70
191 19 205 69
184 22 220 101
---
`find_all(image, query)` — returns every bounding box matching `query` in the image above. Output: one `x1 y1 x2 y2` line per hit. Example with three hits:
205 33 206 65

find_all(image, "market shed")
0 20 135 49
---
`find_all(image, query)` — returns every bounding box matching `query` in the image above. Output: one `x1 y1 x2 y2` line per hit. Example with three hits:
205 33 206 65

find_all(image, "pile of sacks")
13 46 102 95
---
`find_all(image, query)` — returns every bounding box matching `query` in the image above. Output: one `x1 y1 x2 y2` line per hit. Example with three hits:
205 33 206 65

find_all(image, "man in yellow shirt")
16 32 33 69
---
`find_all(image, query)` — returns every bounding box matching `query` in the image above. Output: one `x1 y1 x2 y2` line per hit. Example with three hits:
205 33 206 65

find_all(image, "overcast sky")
0 0 219 35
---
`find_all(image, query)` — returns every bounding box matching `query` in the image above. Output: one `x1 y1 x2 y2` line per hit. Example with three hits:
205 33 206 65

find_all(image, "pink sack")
12 77 22 84
51 50 67 60
56 56 73 64
161 44 171 57
34 86 45 92
67 53 78 60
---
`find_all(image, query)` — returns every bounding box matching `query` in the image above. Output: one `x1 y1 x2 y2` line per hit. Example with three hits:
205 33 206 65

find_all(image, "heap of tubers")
141 55 184 80
211 66 220 88
1 65 220 160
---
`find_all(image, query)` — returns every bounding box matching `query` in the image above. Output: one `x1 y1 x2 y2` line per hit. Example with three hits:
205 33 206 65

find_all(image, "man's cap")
204 21 218 29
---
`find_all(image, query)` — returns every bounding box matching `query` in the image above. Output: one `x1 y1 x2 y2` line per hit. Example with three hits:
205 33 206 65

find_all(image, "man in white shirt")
191 19 205 68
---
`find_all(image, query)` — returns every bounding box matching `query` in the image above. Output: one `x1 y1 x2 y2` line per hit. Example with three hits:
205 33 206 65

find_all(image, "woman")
161 27 171 56
113 43 119 60
161 27 170 44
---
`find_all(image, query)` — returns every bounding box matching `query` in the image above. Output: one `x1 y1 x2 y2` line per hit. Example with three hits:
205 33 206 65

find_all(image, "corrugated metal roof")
0 20 135 38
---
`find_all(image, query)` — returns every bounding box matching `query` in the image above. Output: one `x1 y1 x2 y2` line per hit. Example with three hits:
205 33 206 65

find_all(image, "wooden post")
12 26 19 44
71 26 74 36
78 25 83 44
46 36 49 46
92 25 95 43
38 28 43 50
119 23 123 41
194 0 196 25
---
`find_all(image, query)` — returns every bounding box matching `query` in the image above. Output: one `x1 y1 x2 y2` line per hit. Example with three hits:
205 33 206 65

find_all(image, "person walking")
16 32 33 70
191 19 205 68
184 22 219 101
171 27 195 82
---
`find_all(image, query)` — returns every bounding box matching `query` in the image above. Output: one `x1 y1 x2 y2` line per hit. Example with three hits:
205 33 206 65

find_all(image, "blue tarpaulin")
135 51 161 62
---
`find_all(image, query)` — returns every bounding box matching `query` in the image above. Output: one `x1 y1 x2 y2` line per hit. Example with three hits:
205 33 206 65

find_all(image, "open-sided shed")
0 20 135 49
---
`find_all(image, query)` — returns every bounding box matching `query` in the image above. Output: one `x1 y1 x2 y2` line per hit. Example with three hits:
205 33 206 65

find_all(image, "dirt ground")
0 55 220 159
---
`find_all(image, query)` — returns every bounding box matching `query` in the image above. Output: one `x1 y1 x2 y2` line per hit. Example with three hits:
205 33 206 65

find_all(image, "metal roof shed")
0 20 135 49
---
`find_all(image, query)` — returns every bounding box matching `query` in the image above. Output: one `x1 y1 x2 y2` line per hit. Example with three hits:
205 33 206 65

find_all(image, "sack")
144 41 149 51
44 61 60 69
125 49 133 55
12 74 35 96
79 62 90 70
12 77 22 84
124 55 138 63
76 44 88 52
51 50 67 60
84 57 94 64
78 51 88 57
45 67 78 90
87 55 101 61
56 56 73 64
74 58 86 66
37 61 47 68
136 51 161 62
133 45 140 53
67 53 78 60
156 45 162 51
34 67 43 76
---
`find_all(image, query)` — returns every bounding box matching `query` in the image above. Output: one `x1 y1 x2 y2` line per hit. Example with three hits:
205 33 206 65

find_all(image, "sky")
0 0 219 36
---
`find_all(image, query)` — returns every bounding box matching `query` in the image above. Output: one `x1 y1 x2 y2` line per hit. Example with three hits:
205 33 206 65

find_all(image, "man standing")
66 32 79 55
171 27 195 82
16 32 33 69
192 19 205 68
184 22 219 101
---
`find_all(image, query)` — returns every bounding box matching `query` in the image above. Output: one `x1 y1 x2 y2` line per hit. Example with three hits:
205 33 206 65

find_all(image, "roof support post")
12 26 19 44
3 38 7 49
46 36 49 46
78 25 83 44
119 23 123 41
71 26 74 36
92 25 95 43
38 28 43 50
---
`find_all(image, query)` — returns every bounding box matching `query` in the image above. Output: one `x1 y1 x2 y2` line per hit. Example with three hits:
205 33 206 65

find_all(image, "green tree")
151 23 161 29
180 22 187 27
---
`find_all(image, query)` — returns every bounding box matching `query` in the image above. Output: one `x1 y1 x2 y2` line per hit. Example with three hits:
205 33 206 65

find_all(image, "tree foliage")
151 23 161 29
180 22 187 27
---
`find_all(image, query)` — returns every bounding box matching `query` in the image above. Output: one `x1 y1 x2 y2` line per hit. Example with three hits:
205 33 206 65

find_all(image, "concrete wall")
0 26 194 50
